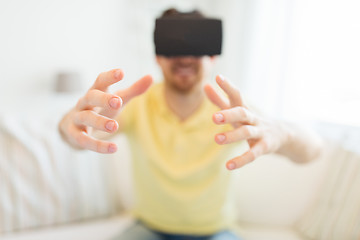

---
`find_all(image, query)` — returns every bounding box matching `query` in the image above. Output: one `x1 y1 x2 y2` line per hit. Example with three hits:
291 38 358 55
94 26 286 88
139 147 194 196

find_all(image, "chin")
173 76 199 92
171 84 193 93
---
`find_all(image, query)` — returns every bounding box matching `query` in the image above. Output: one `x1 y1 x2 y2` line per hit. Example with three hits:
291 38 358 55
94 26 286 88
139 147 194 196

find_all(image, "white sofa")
0 95 359 240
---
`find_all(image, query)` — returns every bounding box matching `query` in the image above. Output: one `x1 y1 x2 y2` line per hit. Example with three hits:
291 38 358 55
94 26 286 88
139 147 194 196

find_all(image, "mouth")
173 65 196 78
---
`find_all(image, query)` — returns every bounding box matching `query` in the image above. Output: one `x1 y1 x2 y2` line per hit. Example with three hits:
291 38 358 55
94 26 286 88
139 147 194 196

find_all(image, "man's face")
156 55 214 94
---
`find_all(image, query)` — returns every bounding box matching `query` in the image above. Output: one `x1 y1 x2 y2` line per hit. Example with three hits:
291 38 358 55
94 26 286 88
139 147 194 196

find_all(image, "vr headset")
154 17 222 56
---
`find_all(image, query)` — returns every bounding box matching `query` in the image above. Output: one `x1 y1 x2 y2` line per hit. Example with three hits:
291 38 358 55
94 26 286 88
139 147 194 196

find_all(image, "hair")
159 8 205 19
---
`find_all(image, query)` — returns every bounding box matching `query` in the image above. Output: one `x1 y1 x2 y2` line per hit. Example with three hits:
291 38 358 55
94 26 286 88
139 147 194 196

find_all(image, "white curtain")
227 0 360 126
283 0 360 126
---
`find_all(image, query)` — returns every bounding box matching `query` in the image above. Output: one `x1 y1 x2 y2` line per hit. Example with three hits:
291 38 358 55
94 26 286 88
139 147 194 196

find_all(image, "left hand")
204 75 288 170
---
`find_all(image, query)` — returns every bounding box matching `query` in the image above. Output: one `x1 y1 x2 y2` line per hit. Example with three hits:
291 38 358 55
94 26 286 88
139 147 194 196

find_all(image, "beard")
165 62 202 94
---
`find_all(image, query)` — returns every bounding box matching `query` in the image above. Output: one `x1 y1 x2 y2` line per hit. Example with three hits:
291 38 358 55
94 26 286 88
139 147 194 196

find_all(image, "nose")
172 56 200 64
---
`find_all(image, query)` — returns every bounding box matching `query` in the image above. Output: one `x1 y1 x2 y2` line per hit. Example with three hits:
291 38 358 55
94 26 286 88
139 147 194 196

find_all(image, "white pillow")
296 143 360 239
0 111 126 234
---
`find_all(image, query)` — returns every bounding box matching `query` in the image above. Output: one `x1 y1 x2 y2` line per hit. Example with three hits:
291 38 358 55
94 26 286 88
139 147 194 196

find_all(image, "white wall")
0 0 127 98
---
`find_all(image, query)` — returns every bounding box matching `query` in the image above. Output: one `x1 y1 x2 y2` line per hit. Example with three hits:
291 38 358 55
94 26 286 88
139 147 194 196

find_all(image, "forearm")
276 122 324 163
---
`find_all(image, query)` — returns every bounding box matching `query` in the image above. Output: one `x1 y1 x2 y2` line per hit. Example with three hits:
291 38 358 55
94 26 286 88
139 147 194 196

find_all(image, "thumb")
115 75 153 105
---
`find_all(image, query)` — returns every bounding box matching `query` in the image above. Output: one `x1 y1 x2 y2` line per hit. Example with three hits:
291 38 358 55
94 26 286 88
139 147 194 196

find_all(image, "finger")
213 106 258 125
215 125 262 145
204 84 230 110
91 69 124 92
216 75 245 107
115 75 153 105
69 125 118 153
74 110 118 133
226 140 267 170
76 89 122 111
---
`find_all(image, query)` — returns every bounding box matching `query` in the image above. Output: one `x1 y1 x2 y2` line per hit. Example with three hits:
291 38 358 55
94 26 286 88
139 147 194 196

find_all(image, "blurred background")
1 0 359 126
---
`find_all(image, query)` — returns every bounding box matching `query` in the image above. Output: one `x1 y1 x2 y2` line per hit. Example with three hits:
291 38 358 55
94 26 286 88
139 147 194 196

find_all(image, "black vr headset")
154 17 222 56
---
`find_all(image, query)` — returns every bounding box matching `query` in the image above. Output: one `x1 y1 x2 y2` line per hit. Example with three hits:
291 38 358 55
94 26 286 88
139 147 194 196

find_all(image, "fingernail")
216 134 226 143
214 113 224 122
108 144 117 153
105 121 115 131
218 74 225 81
114 70 122 79
109 97 120 109
227 162 236 170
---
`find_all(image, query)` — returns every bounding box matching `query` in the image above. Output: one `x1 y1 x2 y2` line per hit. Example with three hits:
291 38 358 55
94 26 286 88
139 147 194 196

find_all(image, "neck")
164 82 205 121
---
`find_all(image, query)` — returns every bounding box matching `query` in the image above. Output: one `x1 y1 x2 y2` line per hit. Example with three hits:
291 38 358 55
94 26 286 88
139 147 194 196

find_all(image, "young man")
59 8 323 240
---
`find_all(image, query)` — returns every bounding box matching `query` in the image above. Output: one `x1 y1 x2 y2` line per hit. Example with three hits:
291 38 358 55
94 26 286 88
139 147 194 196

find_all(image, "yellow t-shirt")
118 82 248 235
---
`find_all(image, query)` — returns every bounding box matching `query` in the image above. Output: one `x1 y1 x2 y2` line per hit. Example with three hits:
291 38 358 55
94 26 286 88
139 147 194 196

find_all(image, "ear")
156 55 161 65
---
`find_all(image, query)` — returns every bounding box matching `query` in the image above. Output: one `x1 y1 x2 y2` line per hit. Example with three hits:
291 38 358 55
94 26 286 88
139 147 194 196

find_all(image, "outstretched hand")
204 75 288 170
59 69 153 153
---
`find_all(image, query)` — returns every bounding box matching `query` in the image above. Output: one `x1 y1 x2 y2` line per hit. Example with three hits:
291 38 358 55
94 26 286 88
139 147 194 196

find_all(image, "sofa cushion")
0 104 128 233
0 214 134 240
0 214 306 240
232 152 328 227
234 222 306 240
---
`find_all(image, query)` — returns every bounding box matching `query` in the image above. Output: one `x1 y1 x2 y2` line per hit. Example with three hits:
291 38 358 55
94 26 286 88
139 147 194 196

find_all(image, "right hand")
59 69 153 153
